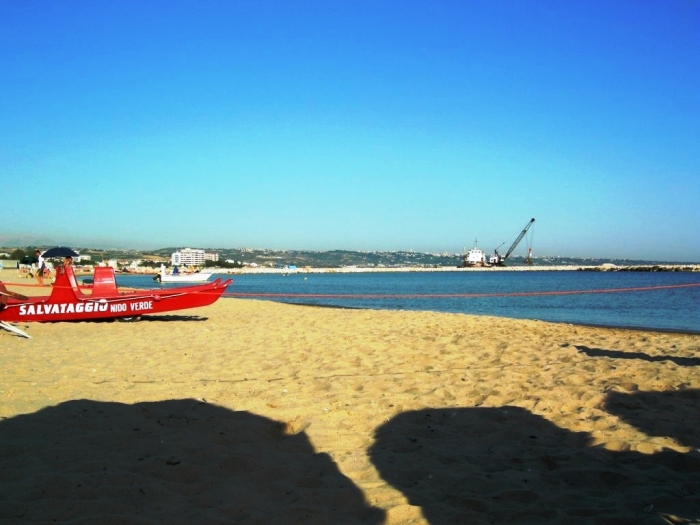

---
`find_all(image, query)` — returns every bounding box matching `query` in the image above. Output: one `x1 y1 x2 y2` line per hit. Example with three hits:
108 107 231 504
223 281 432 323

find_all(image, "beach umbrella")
19 255 38 265
41 246 79 258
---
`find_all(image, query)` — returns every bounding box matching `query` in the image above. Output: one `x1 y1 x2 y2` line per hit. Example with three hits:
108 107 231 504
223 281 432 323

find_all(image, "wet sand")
1 273 699 524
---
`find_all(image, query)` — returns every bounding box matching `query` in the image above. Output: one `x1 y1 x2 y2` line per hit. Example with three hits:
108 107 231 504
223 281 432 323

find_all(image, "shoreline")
264 300 700 336
3 263 698 279
3 266 699 334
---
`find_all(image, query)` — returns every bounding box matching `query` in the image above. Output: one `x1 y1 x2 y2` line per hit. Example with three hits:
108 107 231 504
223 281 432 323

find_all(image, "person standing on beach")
34 249 46 285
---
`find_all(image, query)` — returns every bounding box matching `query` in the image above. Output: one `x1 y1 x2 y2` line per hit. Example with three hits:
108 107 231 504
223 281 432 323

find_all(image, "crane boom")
492 218 535 266
504 218 535 260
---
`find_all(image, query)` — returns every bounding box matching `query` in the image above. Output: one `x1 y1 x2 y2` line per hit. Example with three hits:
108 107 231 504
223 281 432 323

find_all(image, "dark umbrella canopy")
41 246 79 258
19 255 38 265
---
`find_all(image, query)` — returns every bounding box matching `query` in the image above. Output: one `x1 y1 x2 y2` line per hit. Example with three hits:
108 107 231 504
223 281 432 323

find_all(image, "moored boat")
460 240 488 268
153 265 213 283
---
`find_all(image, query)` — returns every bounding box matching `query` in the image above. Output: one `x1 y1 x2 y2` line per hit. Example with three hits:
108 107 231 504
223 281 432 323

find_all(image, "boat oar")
0 289 29 301
0 321 31 338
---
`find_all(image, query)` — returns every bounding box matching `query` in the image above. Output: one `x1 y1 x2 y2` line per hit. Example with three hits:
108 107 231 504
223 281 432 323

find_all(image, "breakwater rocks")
227 264 700 274
579 263 700 272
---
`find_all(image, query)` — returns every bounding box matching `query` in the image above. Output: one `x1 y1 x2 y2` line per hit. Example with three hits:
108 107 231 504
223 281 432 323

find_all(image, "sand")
1 272 699 524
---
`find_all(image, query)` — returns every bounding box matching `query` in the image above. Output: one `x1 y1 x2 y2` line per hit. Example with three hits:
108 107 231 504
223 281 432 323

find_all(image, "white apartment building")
171 248 218 266
172 248 205 267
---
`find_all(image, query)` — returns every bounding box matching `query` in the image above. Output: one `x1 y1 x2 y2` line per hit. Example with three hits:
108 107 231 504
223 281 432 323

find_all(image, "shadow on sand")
369 389 700 524
138 314 210 322
604 389 700 450
0 399 384 524
575 345 700 367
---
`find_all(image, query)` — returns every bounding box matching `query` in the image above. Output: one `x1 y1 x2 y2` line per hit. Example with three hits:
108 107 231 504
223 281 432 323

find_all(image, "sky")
1 1 699 261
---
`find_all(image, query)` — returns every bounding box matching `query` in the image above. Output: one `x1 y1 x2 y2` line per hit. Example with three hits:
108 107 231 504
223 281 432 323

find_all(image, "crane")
491 218 535 266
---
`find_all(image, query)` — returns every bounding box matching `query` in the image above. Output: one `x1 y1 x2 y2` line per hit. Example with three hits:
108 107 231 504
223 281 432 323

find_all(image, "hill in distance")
2 244 695 268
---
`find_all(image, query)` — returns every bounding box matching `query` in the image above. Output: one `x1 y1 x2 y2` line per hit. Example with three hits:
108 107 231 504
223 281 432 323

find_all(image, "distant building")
172 248 217 266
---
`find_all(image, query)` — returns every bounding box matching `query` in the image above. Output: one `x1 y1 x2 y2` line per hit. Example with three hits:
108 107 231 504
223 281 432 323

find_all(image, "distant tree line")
204 260 243 269
0 248 100 265
1 248 30 260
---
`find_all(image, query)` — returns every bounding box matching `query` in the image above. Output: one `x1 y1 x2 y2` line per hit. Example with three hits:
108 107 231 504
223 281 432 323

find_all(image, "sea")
114 270 700 334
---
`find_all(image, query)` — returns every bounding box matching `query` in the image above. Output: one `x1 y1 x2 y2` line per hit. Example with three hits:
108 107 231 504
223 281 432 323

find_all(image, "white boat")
460 240 488 268
153 265 213 283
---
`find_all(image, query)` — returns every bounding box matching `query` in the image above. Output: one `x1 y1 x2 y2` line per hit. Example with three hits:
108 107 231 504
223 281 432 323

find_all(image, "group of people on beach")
31 250 72 286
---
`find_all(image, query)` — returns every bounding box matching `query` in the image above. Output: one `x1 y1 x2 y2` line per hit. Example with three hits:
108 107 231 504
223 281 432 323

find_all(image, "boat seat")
92 266 118 295
64 266 80 291
49 265 85 301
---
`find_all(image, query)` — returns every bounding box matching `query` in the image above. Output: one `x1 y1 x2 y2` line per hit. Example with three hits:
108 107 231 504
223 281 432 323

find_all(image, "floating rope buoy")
222 282 700 300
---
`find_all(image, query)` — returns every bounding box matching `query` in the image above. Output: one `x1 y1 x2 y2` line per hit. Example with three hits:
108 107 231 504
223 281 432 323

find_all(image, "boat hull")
0 267 232 323
154 272 213 283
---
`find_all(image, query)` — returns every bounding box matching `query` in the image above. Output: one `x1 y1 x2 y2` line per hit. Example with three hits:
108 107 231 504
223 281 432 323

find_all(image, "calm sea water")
115 271 700 333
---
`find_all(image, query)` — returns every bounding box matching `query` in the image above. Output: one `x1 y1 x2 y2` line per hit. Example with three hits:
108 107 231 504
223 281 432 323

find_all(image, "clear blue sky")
2 1 699 261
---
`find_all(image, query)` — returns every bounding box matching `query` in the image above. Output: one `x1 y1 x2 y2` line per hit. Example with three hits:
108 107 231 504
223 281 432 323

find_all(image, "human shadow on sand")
37 315 210 324
604 388 700 449
370 395 700 524
0 399 384 524
138 314 210 322
575 344 700 367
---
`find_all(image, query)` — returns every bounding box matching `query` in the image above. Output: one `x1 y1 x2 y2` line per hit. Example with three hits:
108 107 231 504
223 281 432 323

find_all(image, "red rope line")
223 282 700 299
7 280 699 299
4 282 54 288
6 282 92 291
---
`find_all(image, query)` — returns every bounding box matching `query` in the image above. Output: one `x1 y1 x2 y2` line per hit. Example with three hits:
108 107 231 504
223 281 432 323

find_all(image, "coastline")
215 263 700 275
3 265 699 334
3 261 698 280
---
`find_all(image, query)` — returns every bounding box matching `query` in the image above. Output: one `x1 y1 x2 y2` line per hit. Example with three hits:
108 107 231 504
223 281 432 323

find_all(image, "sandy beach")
1 272 699 524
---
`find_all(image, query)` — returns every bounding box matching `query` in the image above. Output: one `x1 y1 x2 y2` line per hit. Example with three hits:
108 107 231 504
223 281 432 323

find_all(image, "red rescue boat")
0 265 232 323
